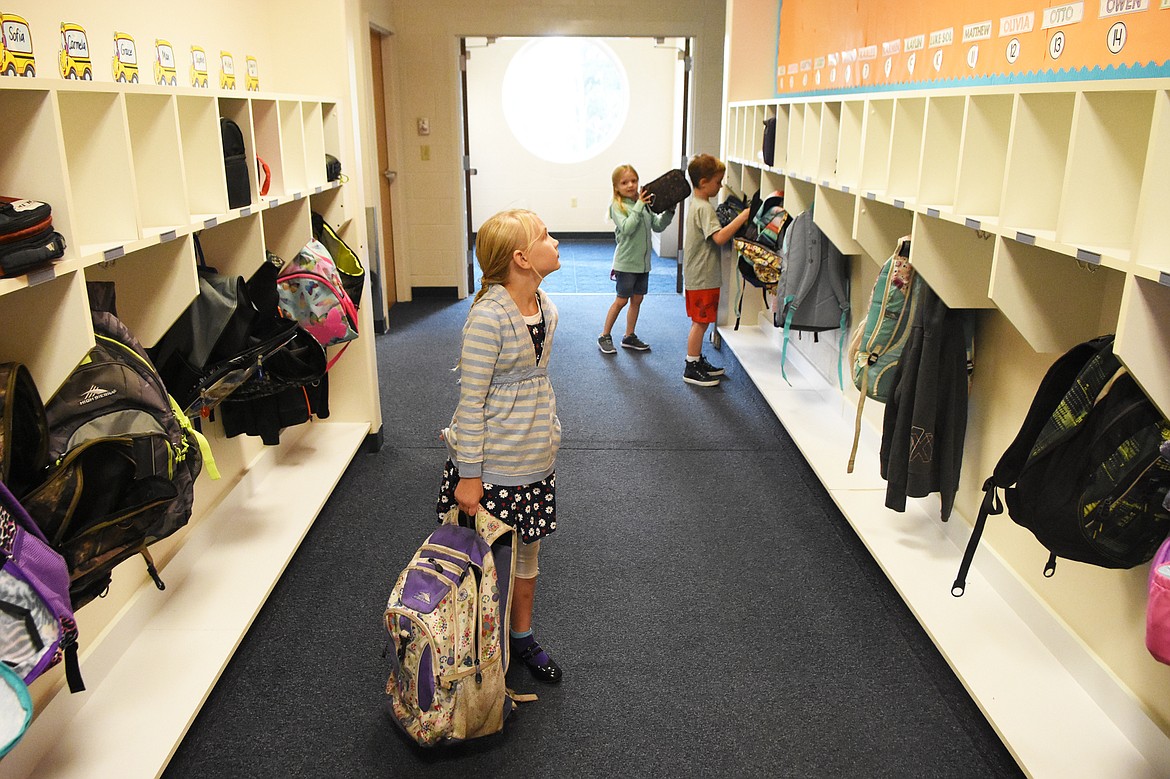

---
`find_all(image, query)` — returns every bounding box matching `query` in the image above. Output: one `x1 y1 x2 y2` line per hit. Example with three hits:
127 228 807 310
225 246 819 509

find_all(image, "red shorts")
685 288 719 324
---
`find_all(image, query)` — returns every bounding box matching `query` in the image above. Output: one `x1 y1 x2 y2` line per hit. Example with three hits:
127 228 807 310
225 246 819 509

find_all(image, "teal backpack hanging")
846 236 921 473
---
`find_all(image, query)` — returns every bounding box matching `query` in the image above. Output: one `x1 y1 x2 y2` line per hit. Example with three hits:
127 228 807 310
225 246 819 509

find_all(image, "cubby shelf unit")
0 75 376 779
726 78 1170 414
724 75 1170 778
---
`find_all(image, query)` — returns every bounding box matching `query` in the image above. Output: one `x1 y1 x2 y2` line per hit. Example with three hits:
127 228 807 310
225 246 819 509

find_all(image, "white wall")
465 37 681 235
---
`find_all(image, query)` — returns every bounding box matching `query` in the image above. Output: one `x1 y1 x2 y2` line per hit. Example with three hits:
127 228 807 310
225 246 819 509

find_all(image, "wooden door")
370 29 397 310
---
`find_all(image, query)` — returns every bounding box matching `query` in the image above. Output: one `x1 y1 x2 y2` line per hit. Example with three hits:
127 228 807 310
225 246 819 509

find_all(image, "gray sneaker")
598 334 616 354
621 333 650 351
684 360 720 387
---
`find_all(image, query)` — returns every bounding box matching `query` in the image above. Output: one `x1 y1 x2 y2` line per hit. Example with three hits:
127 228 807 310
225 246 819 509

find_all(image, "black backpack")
150 239 301 419
20 283 212 608
952 335 1170 596
220 117 250 209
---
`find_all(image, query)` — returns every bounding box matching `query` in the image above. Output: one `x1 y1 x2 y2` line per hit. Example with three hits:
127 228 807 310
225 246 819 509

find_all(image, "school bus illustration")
0 13 35 77
111 31 138 83
59 22 91 80
190 45 208 87
244 55 258 91
154 38 177 85
219 50 235 89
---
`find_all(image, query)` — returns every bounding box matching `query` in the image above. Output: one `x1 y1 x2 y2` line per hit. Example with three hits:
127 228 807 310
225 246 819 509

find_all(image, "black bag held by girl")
952 335 1170 596
641 169 690 214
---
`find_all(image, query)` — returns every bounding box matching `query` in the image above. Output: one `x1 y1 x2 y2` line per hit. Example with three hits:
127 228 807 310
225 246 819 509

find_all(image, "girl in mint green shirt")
598 164 675 354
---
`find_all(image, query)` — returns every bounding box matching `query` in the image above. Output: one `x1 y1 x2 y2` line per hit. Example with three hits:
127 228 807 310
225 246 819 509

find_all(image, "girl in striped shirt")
438 209 564 684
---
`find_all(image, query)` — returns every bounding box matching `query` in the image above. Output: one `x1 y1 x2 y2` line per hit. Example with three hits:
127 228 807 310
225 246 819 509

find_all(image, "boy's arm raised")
712 207 751 246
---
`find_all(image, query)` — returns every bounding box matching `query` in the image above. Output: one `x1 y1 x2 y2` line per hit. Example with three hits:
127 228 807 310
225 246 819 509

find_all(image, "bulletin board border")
772 59 1170 100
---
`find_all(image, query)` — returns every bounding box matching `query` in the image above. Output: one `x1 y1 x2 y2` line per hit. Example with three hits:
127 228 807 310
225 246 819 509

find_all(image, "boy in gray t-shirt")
681 154 750 387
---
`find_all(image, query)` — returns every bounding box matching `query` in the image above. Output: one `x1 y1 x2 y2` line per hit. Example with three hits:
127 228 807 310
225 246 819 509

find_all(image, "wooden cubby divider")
887 97 925 206
303 102 327 188
262 198 312 264
251 99 285 199
177 95 230 220
917 95 963 212
57 90 138 256
999 92 1074 241
1058 90 1156 265
854 195 911 266
83 235 199 348
858 98 893 195
909 213 994 309
1132 90 1170 277
813 185 862 256
279 100 308 194
125 93 190 238
837 100 864 189
954 93 1013 225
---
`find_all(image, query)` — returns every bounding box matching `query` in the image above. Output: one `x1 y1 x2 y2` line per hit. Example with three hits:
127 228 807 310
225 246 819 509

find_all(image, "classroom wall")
376 0 728 297
724 0 1170 739
465 37 682 234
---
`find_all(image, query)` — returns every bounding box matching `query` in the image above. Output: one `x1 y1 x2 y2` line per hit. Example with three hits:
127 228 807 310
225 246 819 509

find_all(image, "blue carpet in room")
163 282 1024 778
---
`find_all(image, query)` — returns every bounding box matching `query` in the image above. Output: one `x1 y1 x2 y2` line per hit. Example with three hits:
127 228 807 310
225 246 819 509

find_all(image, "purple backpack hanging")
0 479 82 691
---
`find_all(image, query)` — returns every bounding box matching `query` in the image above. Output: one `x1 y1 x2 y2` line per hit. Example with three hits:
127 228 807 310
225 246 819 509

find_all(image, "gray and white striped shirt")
444 284 560 486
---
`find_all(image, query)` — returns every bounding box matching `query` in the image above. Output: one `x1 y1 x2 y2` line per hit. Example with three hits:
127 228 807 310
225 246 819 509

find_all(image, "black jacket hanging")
879 284 973 521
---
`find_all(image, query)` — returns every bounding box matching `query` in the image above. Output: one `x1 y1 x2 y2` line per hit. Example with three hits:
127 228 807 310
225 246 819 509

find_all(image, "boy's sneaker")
684 360 720 387
621 333 650 351
598 334 616 354
697 354 724 376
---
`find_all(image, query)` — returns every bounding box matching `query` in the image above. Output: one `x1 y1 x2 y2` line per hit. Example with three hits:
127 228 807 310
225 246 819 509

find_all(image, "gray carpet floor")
163 245 1023 778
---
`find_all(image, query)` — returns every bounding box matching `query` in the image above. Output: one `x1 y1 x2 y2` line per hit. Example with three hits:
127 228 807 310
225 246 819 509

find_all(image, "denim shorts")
614 270 649 298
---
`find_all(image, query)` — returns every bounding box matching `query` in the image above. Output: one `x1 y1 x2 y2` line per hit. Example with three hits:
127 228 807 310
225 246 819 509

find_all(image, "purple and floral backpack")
384 508 525 746
276 240 359 368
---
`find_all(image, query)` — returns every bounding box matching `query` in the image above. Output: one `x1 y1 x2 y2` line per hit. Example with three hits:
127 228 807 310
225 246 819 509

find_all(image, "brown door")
370 29 397 311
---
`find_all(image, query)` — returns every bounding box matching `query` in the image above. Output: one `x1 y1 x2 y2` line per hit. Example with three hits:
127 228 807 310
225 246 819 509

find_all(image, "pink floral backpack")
276 240 359 369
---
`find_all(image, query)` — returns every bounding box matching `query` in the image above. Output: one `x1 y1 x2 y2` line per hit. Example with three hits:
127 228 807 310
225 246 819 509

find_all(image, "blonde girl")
437 208 564 683
597 164 676 354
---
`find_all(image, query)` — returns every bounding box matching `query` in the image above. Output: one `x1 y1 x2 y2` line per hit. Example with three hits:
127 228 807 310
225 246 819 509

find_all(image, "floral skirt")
436 460 557 543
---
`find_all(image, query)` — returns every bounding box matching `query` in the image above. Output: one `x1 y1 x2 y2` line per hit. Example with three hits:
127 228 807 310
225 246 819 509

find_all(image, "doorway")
459 36 692 291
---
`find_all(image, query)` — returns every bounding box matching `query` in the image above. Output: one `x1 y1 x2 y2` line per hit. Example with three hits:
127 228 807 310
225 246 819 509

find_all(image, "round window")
501 38 630 164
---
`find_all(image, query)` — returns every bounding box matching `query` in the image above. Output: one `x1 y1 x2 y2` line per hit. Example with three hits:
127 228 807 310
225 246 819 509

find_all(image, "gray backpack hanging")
775 209 850 386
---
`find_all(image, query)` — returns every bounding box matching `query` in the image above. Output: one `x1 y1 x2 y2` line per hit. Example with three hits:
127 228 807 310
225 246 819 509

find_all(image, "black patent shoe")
514 640 563 684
